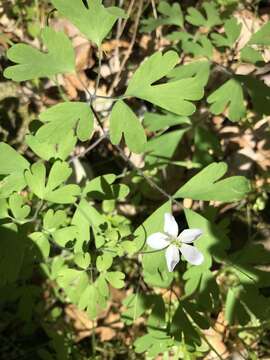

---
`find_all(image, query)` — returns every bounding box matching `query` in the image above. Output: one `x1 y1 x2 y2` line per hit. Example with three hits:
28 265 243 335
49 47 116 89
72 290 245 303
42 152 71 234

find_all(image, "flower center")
170 237 181 248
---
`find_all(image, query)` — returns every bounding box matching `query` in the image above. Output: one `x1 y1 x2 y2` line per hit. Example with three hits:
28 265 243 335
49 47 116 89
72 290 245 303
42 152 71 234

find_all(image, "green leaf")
134 331 174 357
57 268 88 304
141 1 183 32
26 130 76 161
174 162 250 202
143 112 190 132
110 100 146 153
211 18 241 48
4 27 75 81
0 143 29 175
186 2 222 29
53 226 77 247
74 252 91 269
242 76 270 116
51 0 126 47
83 173 129 200
125 51 204 116
25 161 80 204
105 271 125 288
168 60 210 86
0 143 29 198
9 193 30 220
71 199 94 252
29 232 50 258
181 34 213 59
43 209 67 231
145 129 187 166
122 293 148 325
248 21 270 46
240 46 264 64
96 253 113 272
193 125 221 165
207 78 245 121
38 102 94 143
0 224 29 286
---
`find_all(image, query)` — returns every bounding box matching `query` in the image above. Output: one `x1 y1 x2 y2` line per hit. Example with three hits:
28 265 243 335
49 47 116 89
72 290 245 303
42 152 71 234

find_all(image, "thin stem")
94 47 103 97
68 133 108 164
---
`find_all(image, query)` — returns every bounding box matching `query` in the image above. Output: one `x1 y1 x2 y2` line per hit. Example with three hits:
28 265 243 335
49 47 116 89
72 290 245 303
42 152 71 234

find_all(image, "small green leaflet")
145 129 188 166
37 102 94 143
29 232 50 259
4 27 75 81
0 224 29 286
26 131 77 161
240 46 264 64
105 271 125 288
207 78 245 121
9 193 30 221
141 1 183 32
25 161 80 204
43 209 67 231
0 143 29 198
240 22 270 64
134 331 174 357
125 51 204 116
211 18 242 48
174 162 250 202
51 0 126 47
168 60 210 87
83 173 129 200
248 21 270 46
186 2 222 29
110 100 146 153
0 142 29 175
143 112 190 132
181 34 213 59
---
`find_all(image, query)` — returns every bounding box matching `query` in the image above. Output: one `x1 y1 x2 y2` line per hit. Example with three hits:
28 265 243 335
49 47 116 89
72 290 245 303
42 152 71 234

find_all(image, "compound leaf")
38 102 94 143
4 27 75 81
51 0 126 47
125 51 204 116
207 78 245 121
110 100 146 153
25 161 80 204
186 2 222 29
174 162 250 202
141 1 183 32
211 17 241 48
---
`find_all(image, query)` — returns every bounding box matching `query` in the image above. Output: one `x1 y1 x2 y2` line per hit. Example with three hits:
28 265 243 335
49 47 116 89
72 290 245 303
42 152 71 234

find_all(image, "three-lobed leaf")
126 51 204 116
51 0 126 47
38 102 94 143
4 27 75 81
110 100 146 153
25 161 80 204
207 78 245 121
174 162 250 202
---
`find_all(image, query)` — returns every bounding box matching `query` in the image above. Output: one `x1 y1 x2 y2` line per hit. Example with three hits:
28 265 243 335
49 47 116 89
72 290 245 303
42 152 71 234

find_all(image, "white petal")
147 232 170 250
180 244 204 265
165 244 180 272
178 228 203 243
164 213 178 238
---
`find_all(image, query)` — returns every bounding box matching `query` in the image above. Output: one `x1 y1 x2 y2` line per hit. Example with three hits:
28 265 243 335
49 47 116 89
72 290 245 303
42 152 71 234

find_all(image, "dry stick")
108 0 143 95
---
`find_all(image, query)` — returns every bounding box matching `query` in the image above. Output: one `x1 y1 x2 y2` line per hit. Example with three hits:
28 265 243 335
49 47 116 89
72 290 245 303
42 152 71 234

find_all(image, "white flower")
146 213 204 272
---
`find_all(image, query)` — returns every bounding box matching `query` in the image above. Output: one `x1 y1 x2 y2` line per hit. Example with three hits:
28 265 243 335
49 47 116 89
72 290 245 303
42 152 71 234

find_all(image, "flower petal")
180 244 204 265
178 229 203 243
164 213 178 238
165 244 180 272
147 232 170 250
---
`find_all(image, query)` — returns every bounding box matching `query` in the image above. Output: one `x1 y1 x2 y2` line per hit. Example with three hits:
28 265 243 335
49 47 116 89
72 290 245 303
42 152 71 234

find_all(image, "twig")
108 0 144 95
68 133 108 164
